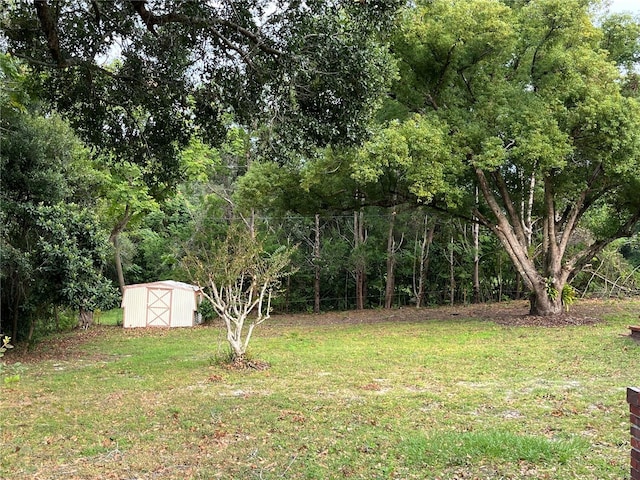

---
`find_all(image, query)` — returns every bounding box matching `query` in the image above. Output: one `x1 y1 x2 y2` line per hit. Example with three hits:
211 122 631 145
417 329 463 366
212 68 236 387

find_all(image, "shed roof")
123 280 202 292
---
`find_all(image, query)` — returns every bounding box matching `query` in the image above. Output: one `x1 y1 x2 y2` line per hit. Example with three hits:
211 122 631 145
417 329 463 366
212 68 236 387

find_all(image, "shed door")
146 288 172 326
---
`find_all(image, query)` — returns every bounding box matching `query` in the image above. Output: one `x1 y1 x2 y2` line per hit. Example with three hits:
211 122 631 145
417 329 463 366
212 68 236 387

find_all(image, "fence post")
628 387 640 480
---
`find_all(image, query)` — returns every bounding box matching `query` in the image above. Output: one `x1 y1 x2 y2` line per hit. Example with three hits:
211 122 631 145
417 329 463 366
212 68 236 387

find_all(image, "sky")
608 0 640 14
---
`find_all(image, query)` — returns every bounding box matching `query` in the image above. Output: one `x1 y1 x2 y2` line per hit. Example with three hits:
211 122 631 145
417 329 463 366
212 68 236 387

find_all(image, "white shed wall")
122 281 201 328
170 289 197 327
122 286 148 328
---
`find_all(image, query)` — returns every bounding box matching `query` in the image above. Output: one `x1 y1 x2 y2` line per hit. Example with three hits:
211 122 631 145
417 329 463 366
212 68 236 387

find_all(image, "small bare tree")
184 222 295 363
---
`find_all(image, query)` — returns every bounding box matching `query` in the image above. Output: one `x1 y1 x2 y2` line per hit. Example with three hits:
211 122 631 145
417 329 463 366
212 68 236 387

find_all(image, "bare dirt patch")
269 298 637 328
6 325 117 364
6 298 638 364
6 324 205 364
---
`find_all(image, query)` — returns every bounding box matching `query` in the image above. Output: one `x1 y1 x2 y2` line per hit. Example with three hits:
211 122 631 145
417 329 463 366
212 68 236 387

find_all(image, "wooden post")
628 387 640 480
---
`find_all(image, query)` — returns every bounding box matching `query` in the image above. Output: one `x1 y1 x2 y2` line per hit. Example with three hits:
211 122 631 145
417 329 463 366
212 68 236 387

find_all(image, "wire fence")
271 286 640 314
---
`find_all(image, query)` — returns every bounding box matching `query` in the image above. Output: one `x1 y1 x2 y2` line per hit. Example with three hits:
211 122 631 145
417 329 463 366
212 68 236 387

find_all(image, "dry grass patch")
1 299 639 479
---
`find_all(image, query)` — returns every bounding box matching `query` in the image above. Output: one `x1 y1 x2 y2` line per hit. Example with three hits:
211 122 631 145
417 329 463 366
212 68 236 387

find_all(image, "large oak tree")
1 0 400 185
363 0 640 315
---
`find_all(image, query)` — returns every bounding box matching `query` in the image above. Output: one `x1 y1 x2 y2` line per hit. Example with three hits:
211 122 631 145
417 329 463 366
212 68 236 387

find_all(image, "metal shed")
121 280 203 328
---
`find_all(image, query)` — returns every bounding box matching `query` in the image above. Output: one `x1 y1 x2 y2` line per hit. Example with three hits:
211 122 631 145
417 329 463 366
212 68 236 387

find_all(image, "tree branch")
128 0 283 56
557 162 603 258
492 169 527 247
10 52 140 84
129 0 159 36
434 41 457 96
459 70 476 103
90 0 101 25
32 0 282 74
530 23 558 85
34 0 65 66
475 167 537 290
565 207 640 283
109 205 133 243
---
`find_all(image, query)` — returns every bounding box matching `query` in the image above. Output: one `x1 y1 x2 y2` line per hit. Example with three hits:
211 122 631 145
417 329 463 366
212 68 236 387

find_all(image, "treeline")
119 194 640 315
4 92 636 343
3 1 640 342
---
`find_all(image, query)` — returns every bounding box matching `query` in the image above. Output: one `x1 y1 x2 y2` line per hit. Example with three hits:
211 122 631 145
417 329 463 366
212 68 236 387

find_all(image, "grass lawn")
1 299 638 479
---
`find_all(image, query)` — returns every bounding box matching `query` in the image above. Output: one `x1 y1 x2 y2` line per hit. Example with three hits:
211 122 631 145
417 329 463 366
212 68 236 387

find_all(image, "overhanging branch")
565 208 640 282
32 0 283 73
128 0 283 56
10 52 139 84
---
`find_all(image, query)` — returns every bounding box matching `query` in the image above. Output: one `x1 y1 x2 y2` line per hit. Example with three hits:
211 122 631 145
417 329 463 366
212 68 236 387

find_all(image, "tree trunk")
249 208 256 240
414 214 435 308
354 205 366 310
78 308 94 329
497 253 503 303
384 205 398 309
113 235 126 293
26 317 36 347
110 205 133 294
529 284 563 316
473 187 481 303
472 226 480 303
521 167 536 248
226 323 245 362
449 235 455 306
473 158 639 317
475 168 570 316
11 292 20 342
314 214 321 314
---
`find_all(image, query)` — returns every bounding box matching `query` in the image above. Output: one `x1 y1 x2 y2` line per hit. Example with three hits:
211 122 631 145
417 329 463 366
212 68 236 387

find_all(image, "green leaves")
600 12 640 70
30 203 118 312
0 53 29 117
1 94 118 338
2 1 401 182
394 0 640 191
383 0 640 310
355 114 462 204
